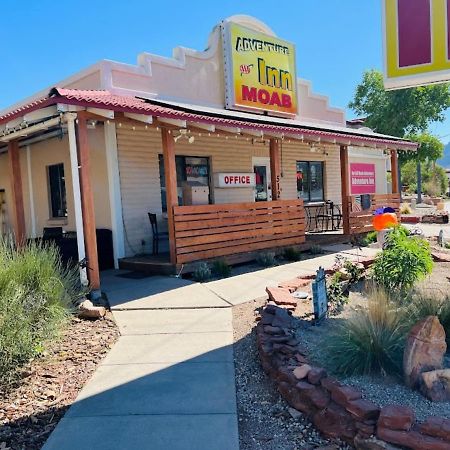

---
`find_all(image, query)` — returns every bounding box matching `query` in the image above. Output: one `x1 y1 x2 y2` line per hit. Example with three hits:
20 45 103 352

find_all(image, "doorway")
252 157 272 202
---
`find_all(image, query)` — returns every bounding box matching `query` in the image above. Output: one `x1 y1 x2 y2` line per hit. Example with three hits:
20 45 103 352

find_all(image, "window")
158 155 210 211
296 161 324 202
48 163 67 218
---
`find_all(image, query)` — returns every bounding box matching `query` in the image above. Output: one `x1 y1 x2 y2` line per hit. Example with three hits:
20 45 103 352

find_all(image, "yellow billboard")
383 0 450 89
223 21 298 116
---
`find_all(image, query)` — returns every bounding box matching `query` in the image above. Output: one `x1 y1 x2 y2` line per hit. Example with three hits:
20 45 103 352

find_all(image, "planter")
401 216 421 224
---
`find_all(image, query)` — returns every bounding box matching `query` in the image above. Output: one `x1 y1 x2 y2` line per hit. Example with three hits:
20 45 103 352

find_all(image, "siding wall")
116 126 343 256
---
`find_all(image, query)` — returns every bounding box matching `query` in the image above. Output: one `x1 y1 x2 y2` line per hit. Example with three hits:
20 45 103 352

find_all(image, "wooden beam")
340 145 350 235
390 150 400 194
8 140 26 245
161 127 178 264
269 138 281 200
76 114 100 291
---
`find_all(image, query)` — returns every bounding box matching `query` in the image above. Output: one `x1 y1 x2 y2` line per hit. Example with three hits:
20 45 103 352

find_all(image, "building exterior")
0 16 416 291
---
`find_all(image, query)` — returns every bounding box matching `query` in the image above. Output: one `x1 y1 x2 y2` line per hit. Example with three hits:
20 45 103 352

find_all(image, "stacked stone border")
256 255 450 449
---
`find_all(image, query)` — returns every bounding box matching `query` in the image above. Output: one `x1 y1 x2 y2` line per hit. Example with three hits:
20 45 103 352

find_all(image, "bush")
371 226 433 294
326 289 407 376
343 259 364 284
282 247 302 262
0 237 82 387
400 203 412 215
212 259 231 278
327 273 348 315
192 262 212 282
256 251 277 267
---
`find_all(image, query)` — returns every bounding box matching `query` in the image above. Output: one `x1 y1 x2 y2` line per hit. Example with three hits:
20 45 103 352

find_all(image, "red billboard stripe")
397 0 432 67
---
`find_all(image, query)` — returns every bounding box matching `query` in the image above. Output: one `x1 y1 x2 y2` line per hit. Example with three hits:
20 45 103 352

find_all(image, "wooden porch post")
340 145 350 235
269 138 281 200
76 114 100 291
390 150 400 194
161 128 177 264
8 140 26 245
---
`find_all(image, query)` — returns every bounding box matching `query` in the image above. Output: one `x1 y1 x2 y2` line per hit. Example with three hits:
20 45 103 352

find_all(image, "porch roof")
0 87 418 151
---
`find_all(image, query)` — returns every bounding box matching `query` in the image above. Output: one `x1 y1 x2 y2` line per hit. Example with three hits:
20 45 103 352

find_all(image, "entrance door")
252 157 272 202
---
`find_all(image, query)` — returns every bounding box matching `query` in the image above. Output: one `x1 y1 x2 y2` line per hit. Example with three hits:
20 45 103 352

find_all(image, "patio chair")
148 213 169 255
315 201 334 232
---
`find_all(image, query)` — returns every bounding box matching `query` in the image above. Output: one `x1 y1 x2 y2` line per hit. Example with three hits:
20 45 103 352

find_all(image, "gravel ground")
0 314 119 450
232 299 350 450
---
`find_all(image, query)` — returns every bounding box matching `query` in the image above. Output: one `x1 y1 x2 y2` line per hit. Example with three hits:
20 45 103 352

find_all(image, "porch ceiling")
0 87 418 151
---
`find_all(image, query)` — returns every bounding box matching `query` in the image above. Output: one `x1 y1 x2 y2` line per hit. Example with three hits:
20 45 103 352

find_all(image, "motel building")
0 16 416 293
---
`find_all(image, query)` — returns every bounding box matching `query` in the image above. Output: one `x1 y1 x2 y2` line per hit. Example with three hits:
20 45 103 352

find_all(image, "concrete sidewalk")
42 243 377 450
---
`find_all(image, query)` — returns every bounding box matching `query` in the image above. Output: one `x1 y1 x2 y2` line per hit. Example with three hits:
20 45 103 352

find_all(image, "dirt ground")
0 314 119 450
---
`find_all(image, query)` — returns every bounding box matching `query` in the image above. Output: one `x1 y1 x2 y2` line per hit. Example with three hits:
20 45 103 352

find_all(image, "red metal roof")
0 87 418 150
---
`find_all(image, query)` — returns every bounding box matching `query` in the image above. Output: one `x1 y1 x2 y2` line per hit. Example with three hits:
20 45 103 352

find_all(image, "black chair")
332 204 343 230
148 213 169 255
316 202 334 232
43 227 63 244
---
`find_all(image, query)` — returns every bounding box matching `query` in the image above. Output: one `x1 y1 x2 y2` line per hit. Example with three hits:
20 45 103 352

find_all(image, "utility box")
182 181 209 205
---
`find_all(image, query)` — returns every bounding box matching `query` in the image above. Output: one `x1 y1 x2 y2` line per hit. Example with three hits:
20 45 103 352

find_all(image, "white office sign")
214 173 256 188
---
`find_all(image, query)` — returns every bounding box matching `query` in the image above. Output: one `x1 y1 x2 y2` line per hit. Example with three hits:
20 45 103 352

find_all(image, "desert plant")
0 237 81 387
309 245 325 255
212 259 231 278
192 262 212 282
343 259 364 284
371 226 433 294
360 230 378 247
326 288 407 376
256 251 277 267
445 242 450 250
282 247 302 262
400 203 412 215
327 272 348 315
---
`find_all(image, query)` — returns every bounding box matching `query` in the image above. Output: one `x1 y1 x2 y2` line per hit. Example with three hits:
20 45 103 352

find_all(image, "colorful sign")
383 0 450 89
223 21 298 116
350 163 376 195
214 173 256 188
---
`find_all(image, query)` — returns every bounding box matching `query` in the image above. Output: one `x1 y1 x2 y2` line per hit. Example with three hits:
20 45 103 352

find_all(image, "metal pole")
417 161 422 204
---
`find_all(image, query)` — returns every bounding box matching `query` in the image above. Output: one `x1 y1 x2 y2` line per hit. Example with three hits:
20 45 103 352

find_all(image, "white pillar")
26 145 36 238
104 121 125 268
66 113 88 286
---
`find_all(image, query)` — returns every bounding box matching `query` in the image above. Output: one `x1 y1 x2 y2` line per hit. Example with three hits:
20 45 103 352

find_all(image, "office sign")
222 21 298 116
214 173 256 188
383 0 450 89
350 163 376 195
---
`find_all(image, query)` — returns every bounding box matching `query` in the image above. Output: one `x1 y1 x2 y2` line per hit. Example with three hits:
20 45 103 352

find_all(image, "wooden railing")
347 194 401 235
172 200 306 264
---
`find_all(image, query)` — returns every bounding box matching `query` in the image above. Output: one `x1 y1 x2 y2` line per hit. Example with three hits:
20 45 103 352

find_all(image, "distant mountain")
439 142 450 168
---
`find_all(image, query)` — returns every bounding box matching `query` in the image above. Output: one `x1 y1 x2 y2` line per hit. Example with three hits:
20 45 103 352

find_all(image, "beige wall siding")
116 126 343 256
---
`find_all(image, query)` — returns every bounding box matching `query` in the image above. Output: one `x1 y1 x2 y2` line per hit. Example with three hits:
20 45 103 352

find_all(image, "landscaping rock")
263 325 284 335
377 405 415 431
293 364 311 380
431 251 450 263
313 402 356 441
419 417 450 442
403 316 447 389
302 386 331 410
331 385 362 408
321 376 343 393
377 427 450 450
77 299 106 320
308 367 327 385
354 434 400 450
346 399 380 421
278 277 311 292
419 369 450 402
271 307 293 328
266 286 298 307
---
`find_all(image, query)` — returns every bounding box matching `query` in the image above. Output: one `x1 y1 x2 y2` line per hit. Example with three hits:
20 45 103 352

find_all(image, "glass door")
253 157 272 202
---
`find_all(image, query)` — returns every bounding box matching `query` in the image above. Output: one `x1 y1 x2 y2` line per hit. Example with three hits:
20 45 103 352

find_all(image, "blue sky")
1 0 449 142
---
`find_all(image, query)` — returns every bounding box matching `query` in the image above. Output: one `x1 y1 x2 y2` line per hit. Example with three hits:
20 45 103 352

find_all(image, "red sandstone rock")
431 251 450 263
321 376 343 393
346 399 380 421
278 381 315 416
278 277 311 292
294 353 308 364
266 286 298 307
313 402 356 442
420 417 450 442
377 427 450 450
302 385 331 410
331 385 362 407
378 405 415 431
403 316 447 389
353 434 398 449
355 421 376 437
293 364 311 380
271 308 293 328
276 366 299 386
307 367 327 385
263 325 284 335
420 369 450 402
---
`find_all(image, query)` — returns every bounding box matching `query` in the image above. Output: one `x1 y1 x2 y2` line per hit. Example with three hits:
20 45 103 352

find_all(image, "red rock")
321 377 343 393
263 325 284 335
307 367 327 385
346 399 380 421
271 308 293 328
331 385 362 407
278 277 311 292
313 402 356 442
294 353 308 364
420 369 450 402
353 434 398 449
293 364 311 380
269 335 292 344
403 316 447 389
355 421 375 437
272 343 296 355
278 382 315 416
264 304 278 314
377 427 450 450
431 251 450 263
420 417 450 442
302 385 331 409
276 366 299 386
378 405 415 431
266 286 298 307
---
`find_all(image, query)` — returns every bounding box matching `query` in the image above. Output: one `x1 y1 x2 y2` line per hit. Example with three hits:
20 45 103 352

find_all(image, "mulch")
0 314 119 450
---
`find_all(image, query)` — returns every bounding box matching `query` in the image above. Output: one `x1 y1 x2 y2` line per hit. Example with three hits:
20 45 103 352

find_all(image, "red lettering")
224 176 229 184
281 94 292 108
242 85 257 102
246 176 250 184
258 89 270 104
270 92 282 106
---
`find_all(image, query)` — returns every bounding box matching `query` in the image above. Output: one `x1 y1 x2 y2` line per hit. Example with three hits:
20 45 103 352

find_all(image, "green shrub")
445 242 450 250
192 262 212 282
361 231 377 247
309 245 325 255
343 260 364 284
371 226 433 294
256 251 277 267
282 247 302 262
212 259 231 278
327 273 348 315
0 237 81 387
326 289 406 376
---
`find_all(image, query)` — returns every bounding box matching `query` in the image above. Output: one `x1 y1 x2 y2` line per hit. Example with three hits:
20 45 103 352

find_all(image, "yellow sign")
223 22 298 116
383 0 450 89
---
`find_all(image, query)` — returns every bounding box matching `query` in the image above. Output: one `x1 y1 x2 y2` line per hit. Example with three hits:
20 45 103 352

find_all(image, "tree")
405 132 444 163
349 70 450 139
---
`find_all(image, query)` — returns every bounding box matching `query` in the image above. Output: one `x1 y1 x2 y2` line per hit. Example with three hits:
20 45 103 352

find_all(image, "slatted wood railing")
172 200 306 264
347 194 401 235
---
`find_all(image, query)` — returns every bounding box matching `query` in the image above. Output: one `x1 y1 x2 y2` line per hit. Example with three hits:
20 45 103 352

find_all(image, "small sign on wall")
350 163 376 195
214 173 256 188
